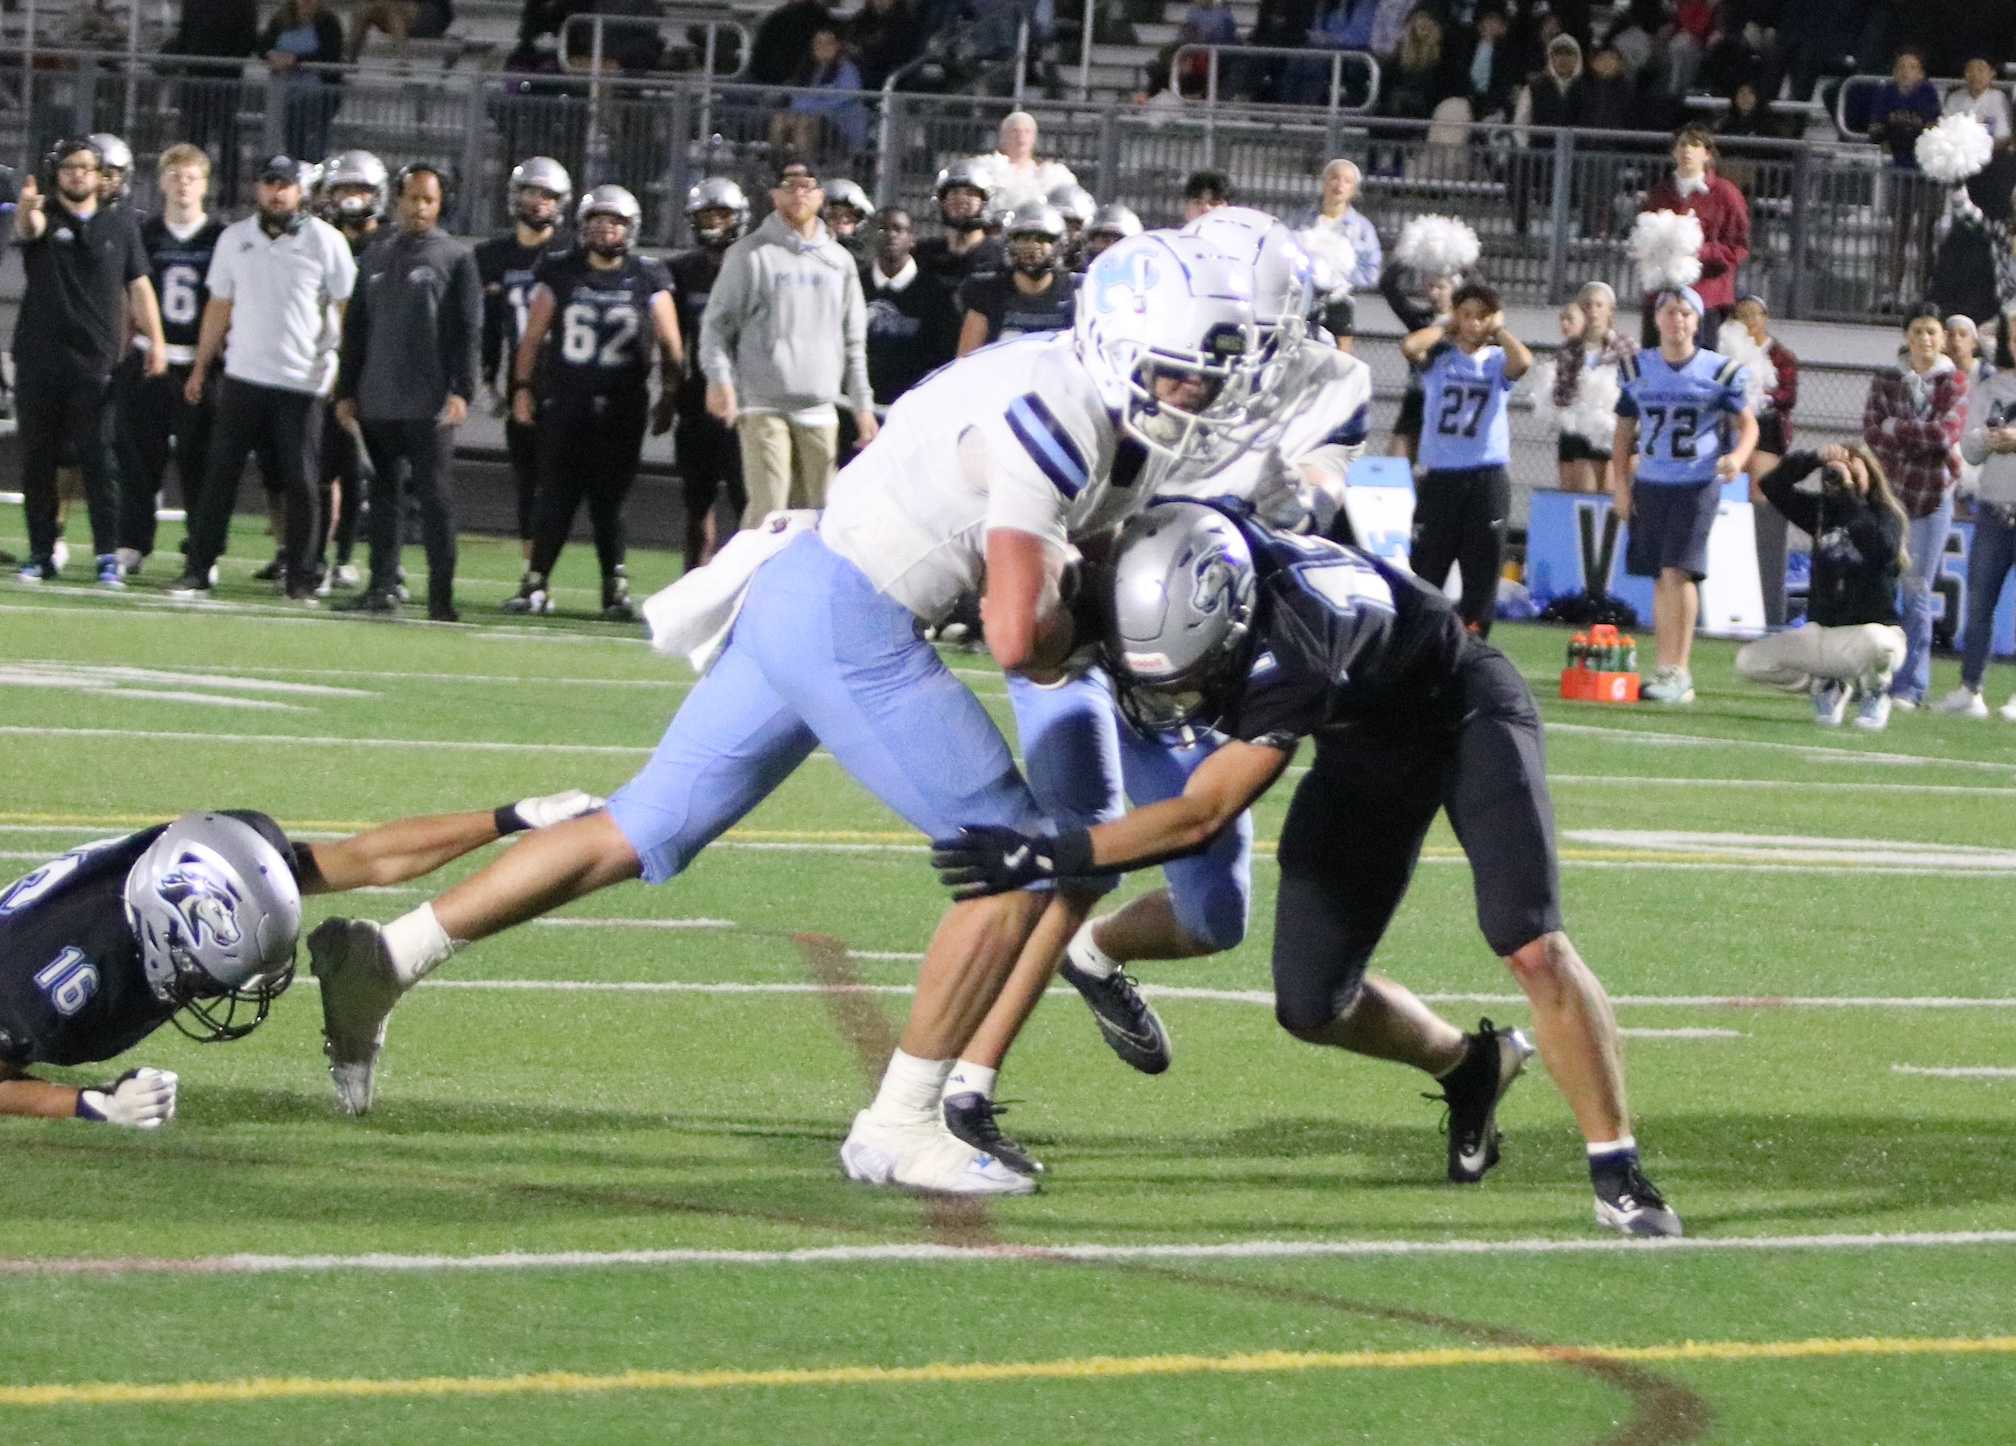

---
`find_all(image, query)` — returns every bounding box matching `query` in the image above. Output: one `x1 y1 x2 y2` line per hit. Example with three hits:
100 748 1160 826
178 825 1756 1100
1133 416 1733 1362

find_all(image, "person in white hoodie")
1938 313 2016 719
702 159 877 526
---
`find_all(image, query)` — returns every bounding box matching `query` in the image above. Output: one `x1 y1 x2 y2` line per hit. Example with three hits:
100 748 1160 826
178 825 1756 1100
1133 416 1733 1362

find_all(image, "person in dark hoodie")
1579 42 1638 134
1735 442 1908 729
1513 33 1583 232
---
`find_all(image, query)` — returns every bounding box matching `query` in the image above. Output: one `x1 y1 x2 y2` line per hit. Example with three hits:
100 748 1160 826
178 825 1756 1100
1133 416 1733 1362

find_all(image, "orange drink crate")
1559 624 1640 704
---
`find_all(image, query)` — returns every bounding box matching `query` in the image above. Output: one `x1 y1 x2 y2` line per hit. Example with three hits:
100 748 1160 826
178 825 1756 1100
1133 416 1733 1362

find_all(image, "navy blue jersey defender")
0 814 304 1068
1212 510 1473 747
531 249 673 397
1615 347 1751 485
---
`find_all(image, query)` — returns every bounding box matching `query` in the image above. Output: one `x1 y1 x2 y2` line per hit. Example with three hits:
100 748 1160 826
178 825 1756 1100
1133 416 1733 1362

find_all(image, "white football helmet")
1074 232 1266 467
321 149 389 219
124 813 301 1043
1180 206 1316 382
508 155 573 226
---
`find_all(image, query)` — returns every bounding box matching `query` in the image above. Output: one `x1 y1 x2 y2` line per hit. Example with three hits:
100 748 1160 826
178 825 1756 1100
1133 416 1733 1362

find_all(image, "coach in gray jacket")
335 162 481 621
701 158 876 525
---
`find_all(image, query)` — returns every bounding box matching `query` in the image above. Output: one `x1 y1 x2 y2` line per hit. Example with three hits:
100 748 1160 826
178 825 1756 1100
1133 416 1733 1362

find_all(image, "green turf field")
2 516 2013 1444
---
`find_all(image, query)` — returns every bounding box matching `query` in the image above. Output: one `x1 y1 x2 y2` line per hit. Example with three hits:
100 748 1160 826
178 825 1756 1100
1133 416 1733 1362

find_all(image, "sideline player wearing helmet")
307 233 1274 1198
0 794 602 1126
670 177 751 571
934 499 1684 1238
915 159 1003 284
306 149 389 591
1047 183 1094 270
953 202 1078 358
475 156 574 562
89 133 133 205
821 177 872 261
505 184 684 621
1083 203 1141 266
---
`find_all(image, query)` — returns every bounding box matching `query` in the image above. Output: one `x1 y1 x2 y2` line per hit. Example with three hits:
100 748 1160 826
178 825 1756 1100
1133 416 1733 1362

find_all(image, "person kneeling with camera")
1735 442 1909 730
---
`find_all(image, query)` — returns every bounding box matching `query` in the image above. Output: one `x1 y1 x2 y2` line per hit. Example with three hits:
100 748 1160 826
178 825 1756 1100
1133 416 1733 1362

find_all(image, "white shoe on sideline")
1853 689 1893 731
2001 694 2016 722
1641 666 1694 704
307 918 407 1116
840 1110 1038 1195
1935 687 1989 718
1811 680 1849 727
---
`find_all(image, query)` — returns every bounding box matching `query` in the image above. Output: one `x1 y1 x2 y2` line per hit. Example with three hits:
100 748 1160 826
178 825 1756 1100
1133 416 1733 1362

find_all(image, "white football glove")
513 789 607 830
77 1067 178 1129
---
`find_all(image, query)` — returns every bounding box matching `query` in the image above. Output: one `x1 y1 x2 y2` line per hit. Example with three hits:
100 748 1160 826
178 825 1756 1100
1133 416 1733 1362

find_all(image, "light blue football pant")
608 533 1044 883
1005 669 1254 950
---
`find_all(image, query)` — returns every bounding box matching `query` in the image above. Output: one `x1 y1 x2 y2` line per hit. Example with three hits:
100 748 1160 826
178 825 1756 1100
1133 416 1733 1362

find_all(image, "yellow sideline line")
0 812 1987 870
4 1335 2013 1408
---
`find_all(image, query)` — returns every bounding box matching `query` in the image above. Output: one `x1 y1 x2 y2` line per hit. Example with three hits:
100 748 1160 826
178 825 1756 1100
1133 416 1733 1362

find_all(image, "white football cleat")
308 917 407 1116
1935 686 1989 718
840 1110 1039 1195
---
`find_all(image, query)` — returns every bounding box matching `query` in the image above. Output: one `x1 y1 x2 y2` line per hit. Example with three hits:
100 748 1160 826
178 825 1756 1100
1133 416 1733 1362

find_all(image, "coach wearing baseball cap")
700 157 875 526
10 137 167 585
173 154 357 601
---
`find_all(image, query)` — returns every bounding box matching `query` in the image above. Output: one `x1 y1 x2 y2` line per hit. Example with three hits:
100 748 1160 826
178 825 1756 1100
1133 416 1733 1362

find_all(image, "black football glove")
930 825 1092 900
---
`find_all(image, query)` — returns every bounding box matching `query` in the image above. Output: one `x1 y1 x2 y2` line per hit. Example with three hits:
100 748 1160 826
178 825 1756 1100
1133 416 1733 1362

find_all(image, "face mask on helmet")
939 185 987 230
123 819 301 1045
1108 510 1258 734
516 186 562 229
331 185 377 220
584 214 631 258
1009 233 1057 277
691 206 738 247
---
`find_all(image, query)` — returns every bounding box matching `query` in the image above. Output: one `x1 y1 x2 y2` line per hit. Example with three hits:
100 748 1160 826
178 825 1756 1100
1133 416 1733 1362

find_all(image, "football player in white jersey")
306 233 1270 1197
937 211 1381 1175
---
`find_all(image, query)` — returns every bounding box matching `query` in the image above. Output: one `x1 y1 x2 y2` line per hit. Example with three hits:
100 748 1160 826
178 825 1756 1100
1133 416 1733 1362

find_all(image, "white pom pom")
1527 360 1560 430
1394 214 1481 277
1564 363 1622 443
1916 112 1994 184
1715 326 1773 411
1295 228 1358 298
1629 209 1704 290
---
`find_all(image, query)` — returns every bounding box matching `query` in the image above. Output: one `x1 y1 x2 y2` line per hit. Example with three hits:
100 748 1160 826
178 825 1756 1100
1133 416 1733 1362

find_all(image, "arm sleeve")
1696 187 1751 276
698 243 749 386
1719 364 1752 414
1770 343 1798 416
1861 378 1888 448
1351 214 1382 291
334 261 369 400
1756 451 1822 532
205 233 237 300
447 247 482 401
324 229 357 303
1845 495 1906 566
841 263 872 411
1888 375 1966 452
1378 262 1434 331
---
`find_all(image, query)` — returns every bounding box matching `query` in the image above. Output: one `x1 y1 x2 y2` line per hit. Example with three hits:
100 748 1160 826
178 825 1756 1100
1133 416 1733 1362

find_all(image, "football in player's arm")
0 791 602 1128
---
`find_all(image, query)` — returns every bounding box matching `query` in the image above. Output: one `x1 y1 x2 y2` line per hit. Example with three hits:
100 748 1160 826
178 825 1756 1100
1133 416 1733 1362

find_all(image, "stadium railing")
0 51 1970 321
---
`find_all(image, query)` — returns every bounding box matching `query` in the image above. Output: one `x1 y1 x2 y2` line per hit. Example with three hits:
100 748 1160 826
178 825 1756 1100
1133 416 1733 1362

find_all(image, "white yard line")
9 658 688 691
5 1230 2013 1278
1890 1065 2016 1079
272 976 2016 1011
1545 720 2016 775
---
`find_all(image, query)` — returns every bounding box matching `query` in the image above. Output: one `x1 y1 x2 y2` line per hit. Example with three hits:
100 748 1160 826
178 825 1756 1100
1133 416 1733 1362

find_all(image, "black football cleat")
941 1091 1045 1177
1593 1159 1684 1237
1059 957 1172 1075
1428 1018 1535 1184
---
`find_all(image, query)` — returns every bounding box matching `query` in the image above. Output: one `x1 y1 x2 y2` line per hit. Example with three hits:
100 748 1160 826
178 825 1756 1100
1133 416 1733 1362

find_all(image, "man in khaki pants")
700 159 876 527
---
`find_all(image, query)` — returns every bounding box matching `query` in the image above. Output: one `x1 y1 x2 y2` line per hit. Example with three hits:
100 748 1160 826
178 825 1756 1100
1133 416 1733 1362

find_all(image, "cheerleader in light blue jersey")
1610 285 1758 704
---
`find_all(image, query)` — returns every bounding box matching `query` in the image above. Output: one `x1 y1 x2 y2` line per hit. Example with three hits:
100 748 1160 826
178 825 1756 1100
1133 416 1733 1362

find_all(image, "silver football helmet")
1181 206 1317 383
1047 184 1096 228
1074 232 1266 467
322 149 389 219
934 158 995 229
508 155 573 225
685 176 749 245
89 132 131 197
822 178 872 224
123 813 301 1043
1105 501 1258 732
579 183 642 255
1084 203 1143 263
